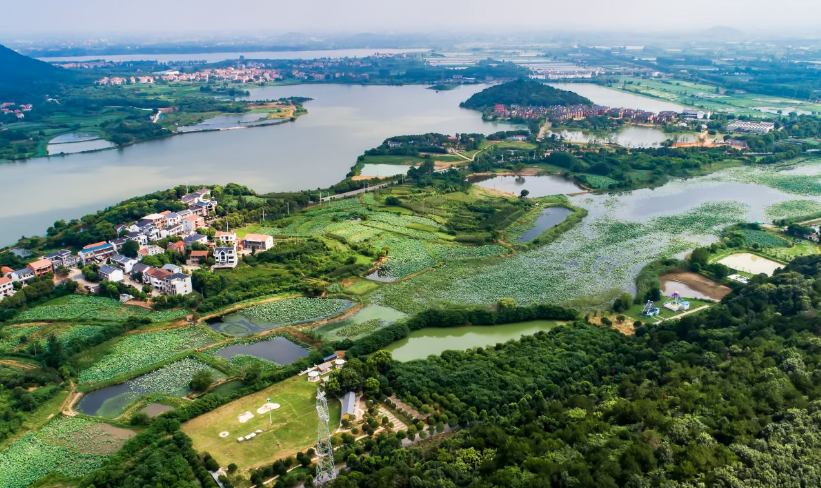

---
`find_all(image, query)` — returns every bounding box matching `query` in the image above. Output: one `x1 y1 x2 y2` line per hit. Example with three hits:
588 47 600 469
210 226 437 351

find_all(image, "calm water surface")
473 175 582 197
384 320 559 362
215 337 309 365
0 84 518 244
517 207 573 242
549 83 687 112
545 126 697 148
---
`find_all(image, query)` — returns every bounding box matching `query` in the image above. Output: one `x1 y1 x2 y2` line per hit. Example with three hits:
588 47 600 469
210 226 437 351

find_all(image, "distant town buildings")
726 121 776 134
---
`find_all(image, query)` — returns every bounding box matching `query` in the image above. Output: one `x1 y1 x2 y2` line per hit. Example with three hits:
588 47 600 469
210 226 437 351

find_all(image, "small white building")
99 265 124 283
110 255 138 274
334 359 346 370
213 246 238 269
165 273 193 296
243 234 274 252
308 371 320 382
0 277 14 298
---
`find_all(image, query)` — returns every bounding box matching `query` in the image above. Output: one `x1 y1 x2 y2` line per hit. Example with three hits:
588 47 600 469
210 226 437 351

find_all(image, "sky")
3 0 819 37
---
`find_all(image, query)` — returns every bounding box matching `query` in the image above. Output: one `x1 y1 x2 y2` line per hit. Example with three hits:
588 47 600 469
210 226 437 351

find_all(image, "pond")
207 299 355 336
365 268 400 282
214 337 309 365
544 126 696 148
383 320 559 362
176 112 272 132
516 207 574 242
717 253 784 276
472 174 582 197
313 305 407 341
46 132 115 155
359 163 415 177
1 83 522 245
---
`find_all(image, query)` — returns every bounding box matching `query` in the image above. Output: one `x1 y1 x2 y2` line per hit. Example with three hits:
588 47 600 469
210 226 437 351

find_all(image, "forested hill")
330 255 821 487
0 43 80 100
461 79 592 110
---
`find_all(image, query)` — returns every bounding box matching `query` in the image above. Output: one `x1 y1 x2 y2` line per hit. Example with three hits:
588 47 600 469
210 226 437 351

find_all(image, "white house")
214 231 237 246
110 255 138 274
10 268 34 283
213 246 238 269
165 273 192 295
98 265 124 283
162 263 183 275
0 277 14 298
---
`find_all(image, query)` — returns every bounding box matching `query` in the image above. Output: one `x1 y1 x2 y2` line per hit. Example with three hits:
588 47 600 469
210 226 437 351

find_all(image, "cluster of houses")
492 103 681 124
1 102 32 120
94 75 156 86
1 188 274 301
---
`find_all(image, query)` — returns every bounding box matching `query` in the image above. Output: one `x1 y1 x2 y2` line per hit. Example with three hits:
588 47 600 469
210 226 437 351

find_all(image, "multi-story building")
243 234 274 252
213 246 238 269
0 277 14 298
78 242 116 264
43 250 77 270
98 265 124 283
165 273 193 296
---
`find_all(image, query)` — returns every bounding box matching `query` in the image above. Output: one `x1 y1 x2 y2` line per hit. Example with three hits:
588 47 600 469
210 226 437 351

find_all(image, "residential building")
191 200 218 216
167 241 187 254
28 258 54 277
78 242 116 264
165 273 193 295
214 231 237 246
131 263 153 281
213 246 238 269
184 233 208 247
181 188 211 205
10 268 34 283
43 250 77 270
0 277 14 298
138 245 164 257
162 263 183 275
144 268 172 293
110 255 138 273
99 265 124 282
141 213 168 231
243 234 274 252
182 215 206 234
1 266 13 278
188 250 209 265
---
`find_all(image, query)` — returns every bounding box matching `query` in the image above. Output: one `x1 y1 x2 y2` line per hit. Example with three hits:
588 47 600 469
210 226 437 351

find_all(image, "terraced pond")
516 207 574 242
383 320 560 362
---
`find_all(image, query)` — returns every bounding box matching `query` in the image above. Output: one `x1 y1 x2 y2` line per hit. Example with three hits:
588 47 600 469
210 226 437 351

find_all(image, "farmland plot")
14 295 188 323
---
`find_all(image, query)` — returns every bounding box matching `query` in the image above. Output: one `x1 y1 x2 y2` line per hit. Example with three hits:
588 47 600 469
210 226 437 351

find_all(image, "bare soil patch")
139 403 174 418
660 272 732 301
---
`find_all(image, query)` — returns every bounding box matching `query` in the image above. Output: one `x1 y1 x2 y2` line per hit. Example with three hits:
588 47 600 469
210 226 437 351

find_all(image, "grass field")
182 376 340 472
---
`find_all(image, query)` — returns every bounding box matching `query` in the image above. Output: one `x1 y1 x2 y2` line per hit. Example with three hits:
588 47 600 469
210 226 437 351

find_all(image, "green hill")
0 43 79 100
461 79 592 110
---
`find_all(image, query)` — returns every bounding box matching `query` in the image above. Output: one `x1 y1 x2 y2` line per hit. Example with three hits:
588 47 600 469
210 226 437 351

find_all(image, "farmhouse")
215 231 237 246
188 250 209 265
10 268 34 283
98 265 124 283
43 250 77 270
213 246 238 269
28 259 54 277
243 234 274 252
0 277 14 298
166 273 193 295
110 254 138 273
78 242 116 264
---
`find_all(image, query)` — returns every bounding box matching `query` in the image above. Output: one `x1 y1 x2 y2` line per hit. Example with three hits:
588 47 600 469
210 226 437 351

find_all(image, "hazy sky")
3 0 818 37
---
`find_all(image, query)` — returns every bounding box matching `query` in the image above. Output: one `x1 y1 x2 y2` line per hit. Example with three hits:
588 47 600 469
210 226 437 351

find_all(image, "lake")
0 83 520 245
214 337 309 365
383 320 559 362
517 207 574 242
39 48 431 63
472 174 582 197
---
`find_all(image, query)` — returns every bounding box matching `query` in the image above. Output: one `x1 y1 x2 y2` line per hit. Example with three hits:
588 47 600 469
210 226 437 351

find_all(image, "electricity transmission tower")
315 390 336 486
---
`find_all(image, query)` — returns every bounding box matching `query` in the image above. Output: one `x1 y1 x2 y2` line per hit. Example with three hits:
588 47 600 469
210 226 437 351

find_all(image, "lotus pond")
213 336 309 366
208 298 354 336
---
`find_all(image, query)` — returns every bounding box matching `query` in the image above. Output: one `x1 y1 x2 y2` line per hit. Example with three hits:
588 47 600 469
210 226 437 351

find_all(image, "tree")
690 247 710 267
121 239 140 258
519 189 530 198
190 370 214 392
364 377 380 396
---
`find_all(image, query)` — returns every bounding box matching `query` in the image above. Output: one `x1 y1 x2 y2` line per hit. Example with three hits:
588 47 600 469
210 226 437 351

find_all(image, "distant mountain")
0 43 79 100
461 79 592 111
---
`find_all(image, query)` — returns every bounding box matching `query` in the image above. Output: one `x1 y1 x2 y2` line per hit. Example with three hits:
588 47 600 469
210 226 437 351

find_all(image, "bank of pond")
472 174 583 197
77 336 310 418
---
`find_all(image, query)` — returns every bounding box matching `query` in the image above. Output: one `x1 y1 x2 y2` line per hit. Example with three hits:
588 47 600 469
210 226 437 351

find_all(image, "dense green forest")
461 79 592 110
0 43 84 100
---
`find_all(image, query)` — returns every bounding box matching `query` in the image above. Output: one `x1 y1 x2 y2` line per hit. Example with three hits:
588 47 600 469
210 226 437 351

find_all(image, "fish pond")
472 174 582 197
313 305 407 341
213 337 309 366
207 298 354 336
383 320 560 362
516 207 574 243
77 358 225 418
47 132 115 155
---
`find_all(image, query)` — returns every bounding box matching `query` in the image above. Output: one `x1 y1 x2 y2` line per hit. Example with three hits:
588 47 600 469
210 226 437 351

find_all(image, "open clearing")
717 253 784 276
181 376 340 471
660 272 732 301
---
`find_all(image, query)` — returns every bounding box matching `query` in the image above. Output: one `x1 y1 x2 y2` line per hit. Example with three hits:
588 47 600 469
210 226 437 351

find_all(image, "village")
0 187 275 302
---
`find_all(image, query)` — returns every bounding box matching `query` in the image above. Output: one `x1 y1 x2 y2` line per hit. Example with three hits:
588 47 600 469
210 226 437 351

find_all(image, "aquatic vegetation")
127 358 223 395
241 298 352 325
736 229 791 248
79 327 216 384
0 326 41 353
14 295 187 323
425 242 508 261
765 199 821 221
0 417 122 488
376 237 436 278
